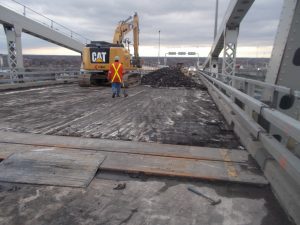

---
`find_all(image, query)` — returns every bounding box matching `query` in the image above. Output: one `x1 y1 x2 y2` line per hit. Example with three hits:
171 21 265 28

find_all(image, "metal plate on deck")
0 149 106 187
101 152 268 185
0 139 268 185
0 131 248 163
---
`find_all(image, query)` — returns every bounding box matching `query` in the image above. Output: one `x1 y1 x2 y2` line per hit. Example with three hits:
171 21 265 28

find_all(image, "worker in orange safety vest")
108 56 128 98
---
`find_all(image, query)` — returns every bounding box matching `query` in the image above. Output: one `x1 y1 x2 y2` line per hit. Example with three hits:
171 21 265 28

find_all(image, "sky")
0 0 283 57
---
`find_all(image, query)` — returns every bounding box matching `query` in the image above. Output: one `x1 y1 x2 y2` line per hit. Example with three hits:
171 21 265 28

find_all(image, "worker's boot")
112 93 115 98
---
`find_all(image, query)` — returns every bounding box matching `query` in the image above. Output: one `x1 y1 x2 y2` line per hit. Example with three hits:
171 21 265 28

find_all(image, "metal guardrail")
0 70 79 84
199 71 300 186
202 71 296 97
0 0 90 44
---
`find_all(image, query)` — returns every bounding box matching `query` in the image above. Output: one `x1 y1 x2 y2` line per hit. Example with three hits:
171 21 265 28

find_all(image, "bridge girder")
203 0 255 76
0 4 85 81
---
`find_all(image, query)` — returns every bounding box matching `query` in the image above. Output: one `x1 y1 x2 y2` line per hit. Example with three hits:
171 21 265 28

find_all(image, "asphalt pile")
141 67 206 89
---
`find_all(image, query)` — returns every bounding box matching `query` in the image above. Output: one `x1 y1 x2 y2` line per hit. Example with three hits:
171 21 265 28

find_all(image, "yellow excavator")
78 13 141 86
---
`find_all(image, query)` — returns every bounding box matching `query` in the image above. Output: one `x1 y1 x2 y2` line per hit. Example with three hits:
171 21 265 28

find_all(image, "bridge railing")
0 0 90 44
201 71 296 102
199 70 300 187
0 70 79 84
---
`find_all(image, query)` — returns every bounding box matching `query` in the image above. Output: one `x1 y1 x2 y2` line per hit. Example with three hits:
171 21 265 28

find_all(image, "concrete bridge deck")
0 83 294 224
0 84 240 148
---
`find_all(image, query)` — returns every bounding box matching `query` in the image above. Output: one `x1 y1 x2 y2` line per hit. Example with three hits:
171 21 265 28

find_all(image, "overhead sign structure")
166 52 199 56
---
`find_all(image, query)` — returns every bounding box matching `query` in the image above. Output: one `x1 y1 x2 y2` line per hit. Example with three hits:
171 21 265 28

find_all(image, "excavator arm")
113 13 140 67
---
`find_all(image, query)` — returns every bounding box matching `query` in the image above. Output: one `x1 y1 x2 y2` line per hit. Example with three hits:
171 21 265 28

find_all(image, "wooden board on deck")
0 149 106 187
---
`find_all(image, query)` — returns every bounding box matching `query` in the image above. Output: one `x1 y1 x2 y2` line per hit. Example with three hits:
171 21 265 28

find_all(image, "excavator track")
124 72 141 87
78 74 92 87
78 72 141 88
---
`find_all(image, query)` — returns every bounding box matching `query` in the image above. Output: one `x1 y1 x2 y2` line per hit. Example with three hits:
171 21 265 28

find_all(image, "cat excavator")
78 13 141 86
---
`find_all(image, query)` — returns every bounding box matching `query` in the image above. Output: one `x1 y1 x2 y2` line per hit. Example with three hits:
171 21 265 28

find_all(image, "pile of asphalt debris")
141 67 206 90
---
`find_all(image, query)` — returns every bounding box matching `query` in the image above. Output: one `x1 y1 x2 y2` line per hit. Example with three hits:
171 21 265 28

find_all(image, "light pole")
164 53 168 66
0 55 3 71
158 30 161 66
214 0 219 39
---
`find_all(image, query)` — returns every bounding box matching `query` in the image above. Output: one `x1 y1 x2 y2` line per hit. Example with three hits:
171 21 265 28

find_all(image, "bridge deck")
0 83 265 185
0 83 293 224
0 84 240 148
0 168 290 225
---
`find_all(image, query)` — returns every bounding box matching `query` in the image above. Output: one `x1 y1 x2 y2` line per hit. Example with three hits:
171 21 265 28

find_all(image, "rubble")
141 67 207 90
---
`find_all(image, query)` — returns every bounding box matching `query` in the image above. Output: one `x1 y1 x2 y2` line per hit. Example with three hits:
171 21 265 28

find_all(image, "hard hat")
114 56 120 61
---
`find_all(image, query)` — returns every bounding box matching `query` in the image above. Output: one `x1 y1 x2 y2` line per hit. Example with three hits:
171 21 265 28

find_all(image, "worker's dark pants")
112 82 121 96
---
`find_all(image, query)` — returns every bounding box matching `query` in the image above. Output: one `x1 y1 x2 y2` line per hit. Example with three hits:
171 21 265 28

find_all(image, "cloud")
0 0 284 56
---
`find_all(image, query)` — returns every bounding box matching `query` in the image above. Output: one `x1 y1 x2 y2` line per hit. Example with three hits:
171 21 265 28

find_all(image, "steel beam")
203 0 255 69
222 27 239 77
266 0 300 90
0 5 84 53
264 0 300 157
3 25 24 82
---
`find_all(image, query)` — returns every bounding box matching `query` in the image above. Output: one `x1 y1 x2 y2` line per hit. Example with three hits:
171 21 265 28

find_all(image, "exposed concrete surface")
0 84 240 148
0 82 294 224
0 172 293 225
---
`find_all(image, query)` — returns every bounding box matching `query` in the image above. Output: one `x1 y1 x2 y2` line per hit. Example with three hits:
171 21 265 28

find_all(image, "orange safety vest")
109 62 123 83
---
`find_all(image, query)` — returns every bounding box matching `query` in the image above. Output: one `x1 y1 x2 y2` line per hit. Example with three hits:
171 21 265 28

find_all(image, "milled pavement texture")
0 83 240 148
0 78 294 224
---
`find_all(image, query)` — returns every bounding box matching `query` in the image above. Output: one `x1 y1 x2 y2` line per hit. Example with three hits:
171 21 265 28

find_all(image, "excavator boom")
112 13 140 66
